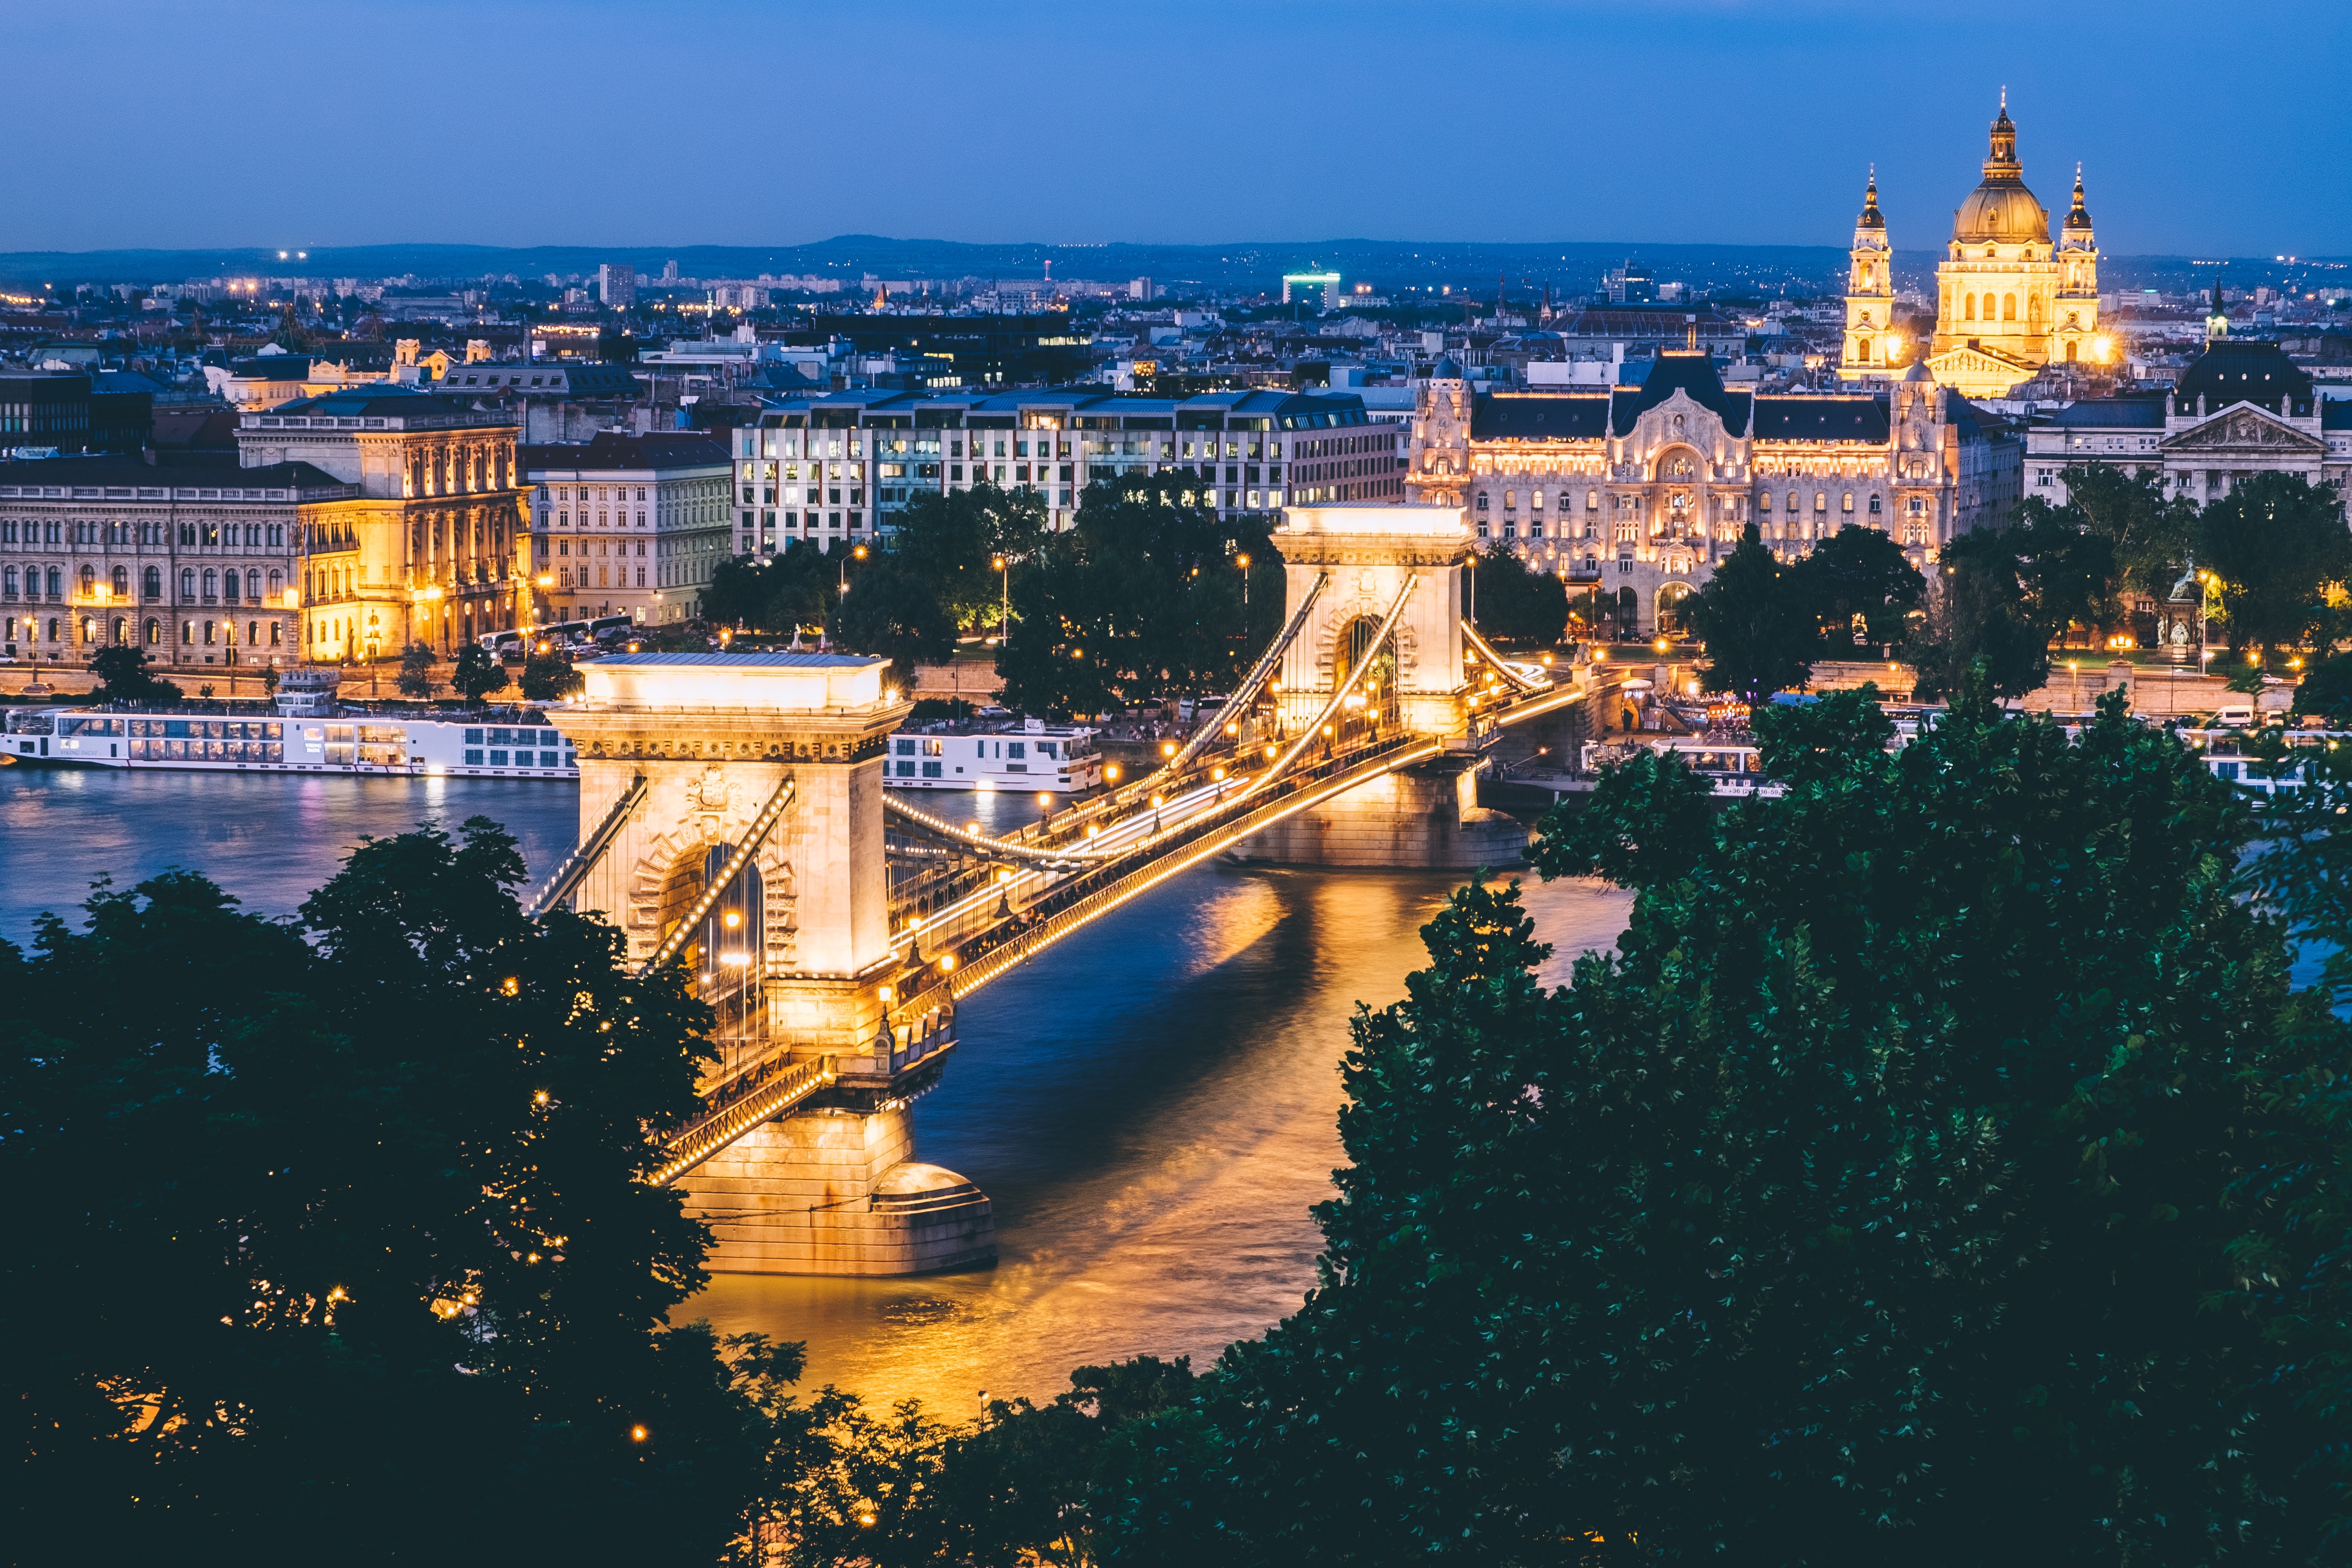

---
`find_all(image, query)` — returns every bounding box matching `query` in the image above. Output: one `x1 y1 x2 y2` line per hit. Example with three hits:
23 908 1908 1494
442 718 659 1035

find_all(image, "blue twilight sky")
7 0 2347 259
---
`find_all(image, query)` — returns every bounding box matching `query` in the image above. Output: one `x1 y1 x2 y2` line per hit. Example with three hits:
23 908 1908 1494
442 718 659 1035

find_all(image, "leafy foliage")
832 557 958 689
395 640 436 698
1791 523 1925 650
1904 516 2112 699
86 643 181 706
0 822 817 1560
2196 471 2352 657
1065 677 2343 1564
521 645 584 701
705 538 860 634
1472 542 1570 644
996 474 1278 720
1680 522 1813 700
452 640 510 705
888 481 1048 633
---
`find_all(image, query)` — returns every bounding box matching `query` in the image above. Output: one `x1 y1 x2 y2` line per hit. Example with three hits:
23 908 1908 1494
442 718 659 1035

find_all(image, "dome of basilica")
1950 101 2050 245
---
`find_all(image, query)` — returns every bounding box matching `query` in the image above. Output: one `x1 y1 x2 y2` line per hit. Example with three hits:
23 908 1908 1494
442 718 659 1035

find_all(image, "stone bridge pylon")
547 654 995 1277
1238 502 1533 867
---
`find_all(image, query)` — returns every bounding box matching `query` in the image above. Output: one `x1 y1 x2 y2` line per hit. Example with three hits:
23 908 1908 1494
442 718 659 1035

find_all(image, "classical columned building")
234 385 528 660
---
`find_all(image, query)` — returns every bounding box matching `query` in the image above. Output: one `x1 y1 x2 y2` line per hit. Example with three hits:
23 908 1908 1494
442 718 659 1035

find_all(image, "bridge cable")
525 772 648 918
1238 572 1421 804
1462 620 1548 695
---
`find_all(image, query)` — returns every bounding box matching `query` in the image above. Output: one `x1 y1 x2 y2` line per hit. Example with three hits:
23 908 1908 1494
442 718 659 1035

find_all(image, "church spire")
1857 165 1884 230
2067 162 2092 229
1986 90 2019 174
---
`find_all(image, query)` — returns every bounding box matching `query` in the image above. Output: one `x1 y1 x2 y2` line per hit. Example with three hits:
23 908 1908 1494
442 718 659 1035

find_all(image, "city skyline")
8 0 2348 258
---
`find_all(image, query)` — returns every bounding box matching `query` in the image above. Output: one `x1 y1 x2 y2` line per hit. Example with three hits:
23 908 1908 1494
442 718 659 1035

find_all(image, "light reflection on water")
0 764 1631 1415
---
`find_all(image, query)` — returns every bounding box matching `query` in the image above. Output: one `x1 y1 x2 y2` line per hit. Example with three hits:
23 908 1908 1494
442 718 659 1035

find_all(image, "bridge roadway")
648 662 1583 1186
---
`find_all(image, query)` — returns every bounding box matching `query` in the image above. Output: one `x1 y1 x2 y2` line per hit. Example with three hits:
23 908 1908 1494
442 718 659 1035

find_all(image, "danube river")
0 765 1629 1415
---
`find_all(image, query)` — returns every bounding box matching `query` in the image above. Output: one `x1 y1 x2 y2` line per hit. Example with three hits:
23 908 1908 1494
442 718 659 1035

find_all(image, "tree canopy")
1471 543 1570 645
2 822 818 1561
86 643 181 706
1029 677 2344 1565
995 474 1280 719
1793 523 1925 651
2196 472 2352 657
1680 522 1813 701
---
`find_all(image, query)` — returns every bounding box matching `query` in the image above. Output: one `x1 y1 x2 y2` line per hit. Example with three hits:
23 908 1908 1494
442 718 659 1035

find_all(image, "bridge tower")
550 653 994 1277
1240 502 1532 867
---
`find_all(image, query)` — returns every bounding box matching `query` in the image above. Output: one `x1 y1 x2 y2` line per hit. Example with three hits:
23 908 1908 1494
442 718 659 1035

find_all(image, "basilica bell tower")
1840 171 1897 381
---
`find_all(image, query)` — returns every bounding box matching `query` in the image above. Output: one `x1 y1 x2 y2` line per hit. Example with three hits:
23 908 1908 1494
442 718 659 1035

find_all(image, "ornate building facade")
1921 98 2103 396
1408 353 2021 636
235 385 529 660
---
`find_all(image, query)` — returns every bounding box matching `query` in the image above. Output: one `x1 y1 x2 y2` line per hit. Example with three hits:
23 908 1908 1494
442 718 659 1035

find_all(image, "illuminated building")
738 386 1404 546
235 385 527 659
1917 97 2102 396
1839 173 1898 380
522 433 732 625
1407 352 2021 637
2025 338 2352 510
0 456 349 666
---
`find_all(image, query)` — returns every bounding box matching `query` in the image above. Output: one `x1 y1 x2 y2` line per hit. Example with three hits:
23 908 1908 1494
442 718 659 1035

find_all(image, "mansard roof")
2046 396 2166 429
1468 393 1609 441
2324 402 2352 431
1750 397 1892 443
2172 340 2315 416
1607 351 1751 437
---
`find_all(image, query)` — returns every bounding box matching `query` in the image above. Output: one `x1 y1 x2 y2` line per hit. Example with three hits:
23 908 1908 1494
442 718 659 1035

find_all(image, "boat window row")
66 718 288 740
131 739 285 763
465 726 562 747
466 749 566 768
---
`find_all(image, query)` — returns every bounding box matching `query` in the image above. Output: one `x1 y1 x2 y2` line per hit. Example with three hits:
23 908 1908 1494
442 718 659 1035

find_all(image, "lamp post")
1236 551 1250 613
838 542 866 598
992 553 1008 645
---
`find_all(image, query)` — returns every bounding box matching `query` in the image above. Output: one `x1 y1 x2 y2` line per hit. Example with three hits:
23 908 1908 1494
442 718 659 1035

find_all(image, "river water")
0 766 1629 1415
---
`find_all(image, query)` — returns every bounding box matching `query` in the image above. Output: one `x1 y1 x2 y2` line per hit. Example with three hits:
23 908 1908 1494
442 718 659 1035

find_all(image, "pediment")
2161 405 2323 456
1927 347 2033 378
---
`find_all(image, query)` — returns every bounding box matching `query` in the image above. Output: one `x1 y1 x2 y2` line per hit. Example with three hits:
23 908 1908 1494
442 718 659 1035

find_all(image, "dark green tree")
1790 523 1925 650
1099 678 2340 1564
86 643 181 706
996 475 1274 720
0 822 828 1561
1470 542 1570 644
889 481 1048 633
831 558 957 690
1905 517 2110 699
2291 651 2352 726
520 646 584 702
2197 471 2352 658
451 640 510 705
1680 522 1813 701
2035 462 2196 606
396 641 436 699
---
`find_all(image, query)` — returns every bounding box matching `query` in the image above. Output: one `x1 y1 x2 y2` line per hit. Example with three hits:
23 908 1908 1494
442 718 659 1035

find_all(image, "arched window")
1813 492 1827 513
221 569 238 603
1 566 13 596
246 570 261 601
144 565 161 601
1856 337 1873 362
1964 294 1977 322
1530 489 1545 510
180 568 195 600
79 564 95 595
111 616 126 644
1842 493 1855 514
2065 340 2078 362
111 565 128 598
1786 491 1799 514
46 566 62 596
143 617 159 645
202 568 218 600
2003 294 2017 322
1759 492 1773 513
268 569 283 601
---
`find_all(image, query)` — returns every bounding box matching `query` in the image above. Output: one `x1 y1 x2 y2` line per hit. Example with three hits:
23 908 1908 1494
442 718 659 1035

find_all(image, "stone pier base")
682 1102 996 1276
1229 761 1530 869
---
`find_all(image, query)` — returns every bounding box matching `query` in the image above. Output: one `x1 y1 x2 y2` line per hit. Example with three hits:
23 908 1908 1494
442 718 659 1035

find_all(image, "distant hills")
0 236 2317 299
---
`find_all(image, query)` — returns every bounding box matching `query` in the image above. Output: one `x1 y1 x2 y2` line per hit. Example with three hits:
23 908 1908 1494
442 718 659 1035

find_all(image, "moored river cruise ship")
885 717 1103 793
5 700 579 778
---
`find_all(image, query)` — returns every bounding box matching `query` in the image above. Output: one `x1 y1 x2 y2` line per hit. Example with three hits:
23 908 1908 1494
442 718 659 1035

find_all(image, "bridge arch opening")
1334 614 1399 733
657 841 768 1049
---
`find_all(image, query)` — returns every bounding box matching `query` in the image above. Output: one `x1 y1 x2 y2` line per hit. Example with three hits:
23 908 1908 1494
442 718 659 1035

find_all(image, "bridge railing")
647 1052 838 1186
883 729 1437 1036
